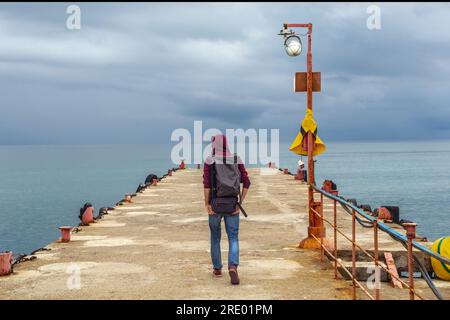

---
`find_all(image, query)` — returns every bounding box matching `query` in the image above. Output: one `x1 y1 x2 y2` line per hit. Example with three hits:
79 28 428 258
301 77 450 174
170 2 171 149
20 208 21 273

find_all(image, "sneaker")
228 266 240 285
212 268 222 278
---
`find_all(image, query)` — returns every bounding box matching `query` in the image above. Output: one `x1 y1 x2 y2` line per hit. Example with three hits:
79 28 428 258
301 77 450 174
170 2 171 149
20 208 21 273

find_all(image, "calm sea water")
0 141 449 255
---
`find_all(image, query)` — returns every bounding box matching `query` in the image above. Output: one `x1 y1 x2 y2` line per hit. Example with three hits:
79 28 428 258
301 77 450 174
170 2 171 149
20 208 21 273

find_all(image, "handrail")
310 233 376 300
284 167 447 299
310 205 426 300
307 183 449 300
312 185 450 266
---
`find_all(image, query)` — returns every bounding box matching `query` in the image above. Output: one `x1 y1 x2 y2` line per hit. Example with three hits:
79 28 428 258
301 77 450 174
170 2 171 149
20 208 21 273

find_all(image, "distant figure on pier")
296 159 307 182
203 134 251 285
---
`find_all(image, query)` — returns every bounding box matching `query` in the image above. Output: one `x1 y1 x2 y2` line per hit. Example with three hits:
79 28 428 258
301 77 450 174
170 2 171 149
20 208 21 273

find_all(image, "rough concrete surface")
0 168 448 300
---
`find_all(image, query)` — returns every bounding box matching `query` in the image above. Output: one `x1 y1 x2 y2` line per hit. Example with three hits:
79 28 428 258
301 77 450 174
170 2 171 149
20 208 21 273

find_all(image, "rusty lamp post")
279 23 331 250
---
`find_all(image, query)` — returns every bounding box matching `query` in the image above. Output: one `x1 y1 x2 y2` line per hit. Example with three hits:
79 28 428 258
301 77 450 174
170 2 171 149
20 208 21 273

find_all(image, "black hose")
398 240 444 300
386 232 444 300
340 203 374 228
414 254 444 300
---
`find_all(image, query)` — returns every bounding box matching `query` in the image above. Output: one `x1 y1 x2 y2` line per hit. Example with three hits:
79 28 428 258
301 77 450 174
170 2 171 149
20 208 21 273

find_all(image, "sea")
0 140 449 255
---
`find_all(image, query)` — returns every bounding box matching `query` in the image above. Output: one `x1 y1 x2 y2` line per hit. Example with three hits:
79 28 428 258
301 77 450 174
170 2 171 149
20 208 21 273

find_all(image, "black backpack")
210 155 248 217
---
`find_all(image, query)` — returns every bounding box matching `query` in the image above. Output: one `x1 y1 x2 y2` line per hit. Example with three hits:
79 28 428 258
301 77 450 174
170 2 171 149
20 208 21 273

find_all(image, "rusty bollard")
59 226 73 243
124 194 132 203
0 251 13 276
81 207 94 225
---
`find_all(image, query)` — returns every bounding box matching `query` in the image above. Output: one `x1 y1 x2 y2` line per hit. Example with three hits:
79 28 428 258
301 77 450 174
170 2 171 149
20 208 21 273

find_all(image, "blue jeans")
209 213 239 270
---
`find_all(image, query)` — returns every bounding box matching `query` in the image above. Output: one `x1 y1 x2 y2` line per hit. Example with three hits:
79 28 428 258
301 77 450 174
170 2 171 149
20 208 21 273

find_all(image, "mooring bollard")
124 194 132 203
322 180 339 195
268 161 272 168
322 180 333 192
81 206 94 225
404 223 417 300
0 251 13 276
377 207 393 221
168 169 172 176
179 160 186 170
197 164 200 169
152 178 158 186
283 168 288 174
59 226 72 243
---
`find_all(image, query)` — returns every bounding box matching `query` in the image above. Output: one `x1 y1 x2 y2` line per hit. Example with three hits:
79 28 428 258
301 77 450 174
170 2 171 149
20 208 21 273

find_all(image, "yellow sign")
289 108 326 156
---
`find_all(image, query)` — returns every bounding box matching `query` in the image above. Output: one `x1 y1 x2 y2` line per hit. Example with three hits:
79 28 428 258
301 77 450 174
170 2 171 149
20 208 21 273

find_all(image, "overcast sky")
1 3 450 145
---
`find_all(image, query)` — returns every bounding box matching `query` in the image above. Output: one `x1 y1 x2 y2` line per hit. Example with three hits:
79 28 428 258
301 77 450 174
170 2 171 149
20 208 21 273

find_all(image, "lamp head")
278 26 302 57
284 35 302 56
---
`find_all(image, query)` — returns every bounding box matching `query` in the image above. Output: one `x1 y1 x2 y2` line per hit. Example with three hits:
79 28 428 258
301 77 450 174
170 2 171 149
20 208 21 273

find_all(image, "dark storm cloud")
1 3 450 144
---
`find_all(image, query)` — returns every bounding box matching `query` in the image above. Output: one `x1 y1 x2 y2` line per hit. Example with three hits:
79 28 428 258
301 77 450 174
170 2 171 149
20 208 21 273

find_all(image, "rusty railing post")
320 191 324 261
374 220 380 300
405 223 417 300
352 208 356 300
333 198 338 279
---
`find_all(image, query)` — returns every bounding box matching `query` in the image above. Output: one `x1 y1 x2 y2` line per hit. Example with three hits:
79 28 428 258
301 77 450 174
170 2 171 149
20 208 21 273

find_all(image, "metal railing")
309 184 450 300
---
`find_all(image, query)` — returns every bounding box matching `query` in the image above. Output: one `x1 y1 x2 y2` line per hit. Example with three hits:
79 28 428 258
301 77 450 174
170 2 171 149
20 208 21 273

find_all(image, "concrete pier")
0 168 448 299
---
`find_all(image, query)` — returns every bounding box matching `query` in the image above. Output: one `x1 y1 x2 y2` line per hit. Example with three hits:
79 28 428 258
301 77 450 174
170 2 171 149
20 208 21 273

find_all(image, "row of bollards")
1 161 189 277
59 161 191 242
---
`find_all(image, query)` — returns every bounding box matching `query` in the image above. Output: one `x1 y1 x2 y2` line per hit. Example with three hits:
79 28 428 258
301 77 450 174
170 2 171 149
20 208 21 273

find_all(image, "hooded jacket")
202 134 251 189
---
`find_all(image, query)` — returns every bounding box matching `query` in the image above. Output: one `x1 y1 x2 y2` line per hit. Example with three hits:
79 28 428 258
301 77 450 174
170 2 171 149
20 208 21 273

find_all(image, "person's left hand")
206 204 215 215
233 205 240 215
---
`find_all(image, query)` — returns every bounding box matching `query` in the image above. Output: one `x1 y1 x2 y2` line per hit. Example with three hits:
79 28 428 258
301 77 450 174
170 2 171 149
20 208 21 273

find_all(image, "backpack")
210 155 241 215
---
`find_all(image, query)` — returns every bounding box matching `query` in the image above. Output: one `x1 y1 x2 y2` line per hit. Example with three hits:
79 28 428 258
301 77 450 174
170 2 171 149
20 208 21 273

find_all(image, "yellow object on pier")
431 236 450 281
289 108 326 156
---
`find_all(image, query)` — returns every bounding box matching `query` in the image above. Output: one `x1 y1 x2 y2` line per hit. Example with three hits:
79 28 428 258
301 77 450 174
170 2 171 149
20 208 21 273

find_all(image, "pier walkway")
1 168 448 299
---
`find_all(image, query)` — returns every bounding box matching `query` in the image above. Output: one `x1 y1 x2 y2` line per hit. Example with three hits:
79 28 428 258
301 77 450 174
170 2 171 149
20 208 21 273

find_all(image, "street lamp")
278 22 330 250
278 27 302 56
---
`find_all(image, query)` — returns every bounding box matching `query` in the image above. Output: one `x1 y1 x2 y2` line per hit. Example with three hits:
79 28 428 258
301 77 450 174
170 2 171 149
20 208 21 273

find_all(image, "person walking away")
203 134 251 285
